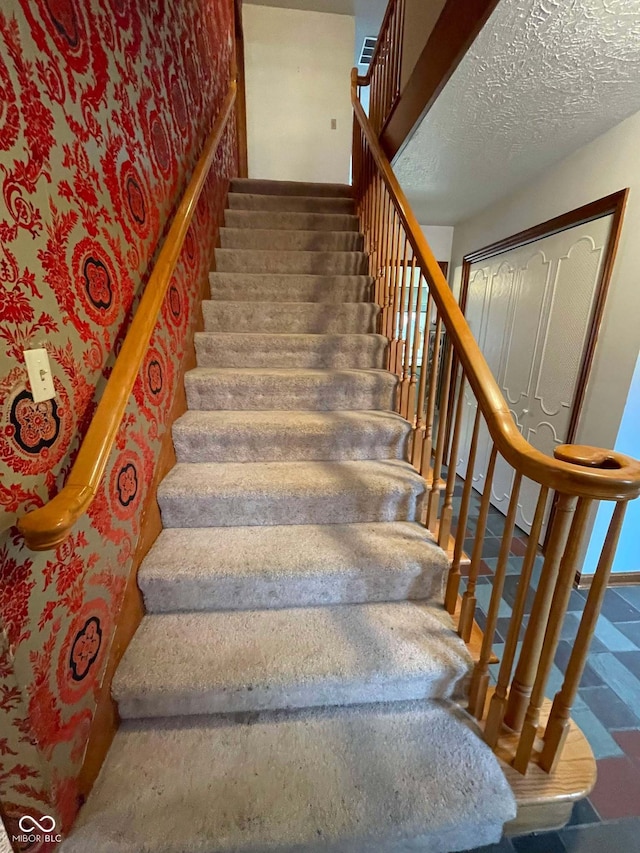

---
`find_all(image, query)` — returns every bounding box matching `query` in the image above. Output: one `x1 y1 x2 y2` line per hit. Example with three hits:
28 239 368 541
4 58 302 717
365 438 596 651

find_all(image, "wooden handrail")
18 82 237 551
351 69 640 501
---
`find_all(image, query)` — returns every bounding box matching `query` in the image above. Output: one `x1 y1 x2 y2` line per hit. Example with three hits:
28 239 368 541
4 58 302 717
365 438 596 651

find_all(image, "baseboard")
577 570 640 589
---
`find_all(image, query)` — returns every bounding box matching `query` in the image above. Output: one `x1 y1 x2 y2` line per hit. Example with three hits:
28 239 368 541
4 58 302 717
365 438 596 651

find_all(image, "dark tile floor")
448 479 640 852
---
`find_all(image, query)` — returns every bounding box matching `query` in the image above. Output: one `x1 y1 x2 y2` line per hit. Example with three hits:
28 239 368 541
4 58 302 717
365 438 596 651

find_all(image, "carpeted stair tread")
227 192 355 213
157 459 425 528
224 208 360 231
220 227 363 251
202 300 379 334
63 701 516 853
113 601 472 718
172 410 411 463
231 177 353 197
137 521 448 612
184 367 397 411
209 272 373 303
194 332 387 369
215 248 367 275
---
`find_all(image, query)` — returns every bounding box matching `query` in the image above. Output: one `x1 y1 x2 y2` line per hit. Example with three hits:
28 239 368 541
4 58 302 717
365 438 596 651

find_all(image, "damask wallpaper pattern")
0 0 238 845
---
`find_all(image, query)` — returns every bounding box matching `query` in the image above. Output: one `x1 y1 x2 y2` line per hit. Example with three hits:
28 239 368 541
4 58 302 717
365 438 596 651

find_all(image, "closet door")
456 215 613 539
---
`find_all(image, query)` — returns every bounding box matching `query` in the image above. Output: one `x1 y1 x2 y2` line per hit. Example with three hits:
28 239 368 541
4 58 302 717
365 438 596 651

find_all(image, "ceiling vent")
359 36 377 67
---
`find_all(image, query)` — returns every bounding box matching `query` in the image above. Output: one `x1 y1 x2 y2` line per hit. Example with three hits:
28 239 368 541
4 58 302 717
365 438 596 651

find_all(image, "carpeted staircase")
64 179 516 852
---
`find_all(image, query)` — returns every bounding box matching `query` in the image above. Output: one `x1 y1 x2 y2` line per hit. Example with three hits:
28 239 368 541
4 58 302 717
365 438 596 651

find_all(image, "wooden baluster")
458 443 498 642
389 1 400 108
419 315 442 477
425 338 453 530
484 485 549 747
377 191 389 327
370 66 378 132
468 471 523 720
539 501 627 772
352 116 361 201
445 407 481 613
393 0 404 102
381 30 389 124
514 497 592 773
412 288 433 469
504 493 577 734
399 254 416 417
390 236 409 377
372 176 384 305
396 0 406 97
380 202 395 338
406 272 425 425
386 220 403 365
365 150 374 253
438 370 466 548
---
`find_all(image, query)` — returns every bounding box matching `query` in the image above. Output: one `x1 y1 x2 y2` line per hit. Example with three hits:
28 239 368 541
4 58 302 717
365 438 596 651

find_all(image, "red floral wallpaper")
0 0 238 845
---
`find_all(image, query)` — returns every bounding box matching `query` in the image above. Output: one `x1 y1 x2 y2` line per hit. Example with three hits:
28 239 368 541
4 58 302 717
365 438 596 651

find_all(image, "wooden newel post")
539 501 627 772
513 497 592 773
504 493 577 733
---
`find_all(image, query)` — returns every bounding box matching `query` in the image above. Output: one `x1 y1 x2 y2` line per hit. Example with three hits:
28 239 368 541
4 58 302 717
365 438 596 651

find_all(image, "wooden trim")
577 569 640 589
233 0 248 178
78 188 226 804
351 70 640 501
17 82 237 552
460 189 629 427
380 0 501 159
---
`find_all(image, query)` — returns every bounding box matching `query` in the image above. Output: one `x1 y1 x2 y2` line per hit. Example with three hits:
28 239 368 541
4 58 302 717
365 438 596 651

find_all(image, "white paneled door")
456 216 613 540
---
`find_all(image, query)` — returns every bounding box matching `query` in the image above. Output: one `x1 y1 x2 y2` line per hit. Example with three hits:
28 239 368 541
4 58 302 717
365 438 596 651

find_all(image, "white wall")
243 4 355 184
451 108 640 456
422 225 454 269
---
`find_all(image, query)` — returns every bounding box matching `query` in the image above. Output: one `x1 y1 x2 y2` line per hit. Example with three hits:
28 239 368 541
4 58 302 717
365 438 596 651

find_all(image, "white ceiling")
393 0 640 225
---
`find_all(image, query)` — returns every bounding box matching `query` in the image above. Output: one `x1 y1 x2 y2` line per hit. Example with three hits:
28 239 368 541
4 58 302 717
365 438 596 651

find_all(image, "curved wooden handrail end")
554 445 640 500
18 484 94 551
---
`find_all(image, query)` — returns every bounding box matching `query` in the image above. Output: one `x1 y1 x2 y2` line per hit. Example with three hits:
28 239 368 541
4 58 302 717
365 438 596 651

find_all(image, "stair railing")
351 68 640 775
362 0 406 135
17 82 237 552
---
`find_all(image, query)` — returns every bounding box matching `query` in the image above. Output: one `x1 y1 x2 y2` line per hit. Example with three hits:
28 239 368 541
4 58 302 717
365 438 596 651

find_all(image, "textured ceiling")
394 0 640 225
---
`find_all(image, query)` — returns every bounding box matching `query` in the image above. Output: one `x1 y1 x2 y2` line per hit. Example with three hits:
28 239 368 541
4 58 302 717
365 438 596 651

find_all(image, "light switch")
331 118 337 130
23 348 55 403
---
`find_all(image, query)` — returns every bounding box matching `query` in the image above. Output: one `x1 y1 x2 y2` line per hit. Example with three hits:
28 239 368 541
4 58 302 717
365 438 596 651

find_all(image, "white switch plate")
23 348 55 403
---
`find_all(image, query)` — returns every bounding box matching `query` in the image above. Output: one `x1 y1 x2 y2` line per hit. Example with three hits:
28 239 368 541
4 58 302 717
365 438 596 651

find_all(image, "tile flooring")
450 480 640 852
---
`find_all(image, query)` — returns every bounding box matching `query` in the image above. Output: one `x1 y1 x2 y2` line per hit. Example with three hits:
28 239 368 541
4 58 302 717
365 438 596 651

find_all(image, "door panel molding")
460 189 629 446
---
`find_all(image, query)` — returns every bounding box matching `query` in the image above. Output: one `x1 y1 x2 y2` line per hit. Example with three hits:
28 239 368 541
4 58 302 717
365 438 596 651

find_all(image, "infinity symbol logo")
18 815 56 833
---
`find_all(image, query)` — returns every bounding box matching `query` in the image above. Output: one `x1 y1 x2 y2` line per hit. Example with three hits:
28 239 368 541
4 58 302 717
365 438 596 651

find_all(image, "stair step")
64 701 516 853
215 248 367 275
184 367 397 411
209 272 373 303
203 300 379 334
158 459 425 528
113 601 471 718
230 178 353 197
194 333 387 369
224 208 360 231
172 410 411 463
220 227 363 252
138 521 448 612
227 192 355 213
